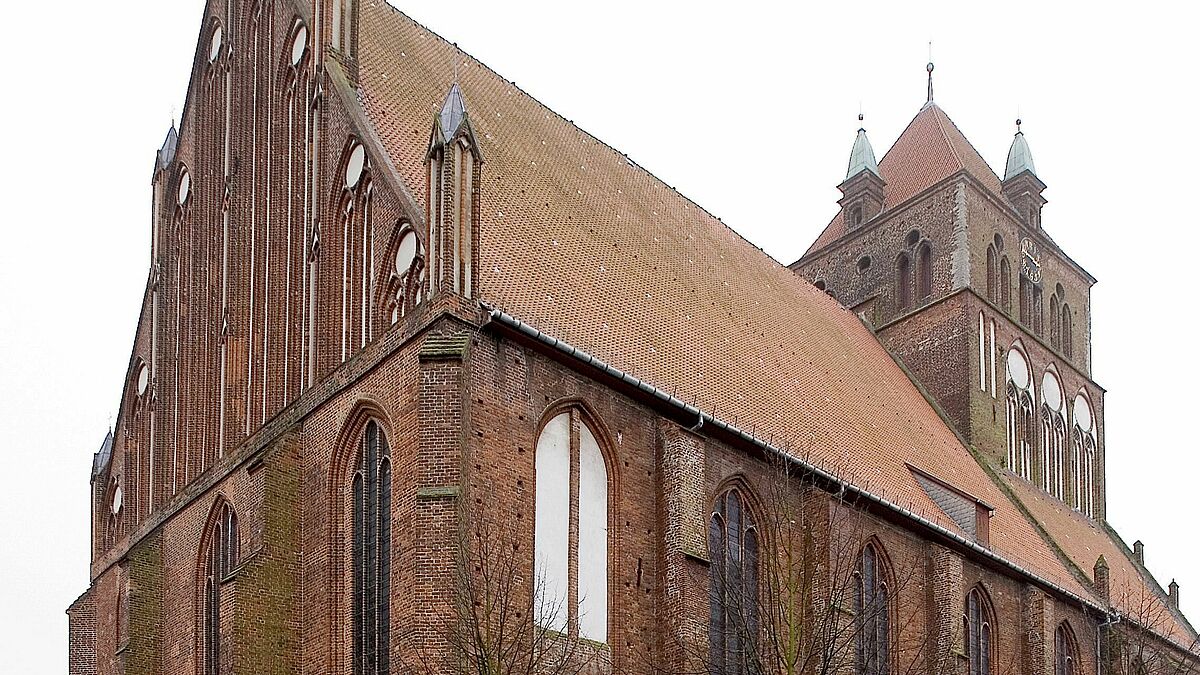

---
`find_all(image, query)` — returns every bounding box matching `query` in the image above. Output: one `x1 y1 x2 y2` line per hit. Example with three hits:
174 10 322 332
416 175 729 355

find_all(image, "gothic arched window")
1071 394 1097 517
1055 622 1078 675
533 410 609 643
896 253 912 311
986 245 998 304
1048 293 1061 350
1041 370 1067 499
1006 345 1036 479
203 502 238 675
1061 304 1073 360
917 242 933 301
999 257 1012 313
709 487 759 673
352 421 391 675
964 588 995 675
855 542 890 675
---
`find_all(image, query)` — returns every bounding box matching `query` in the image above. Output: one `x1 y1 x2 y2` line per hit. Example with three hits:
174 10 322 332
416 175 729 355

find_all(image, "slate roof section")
356 2 1192 643
805 103 1003 256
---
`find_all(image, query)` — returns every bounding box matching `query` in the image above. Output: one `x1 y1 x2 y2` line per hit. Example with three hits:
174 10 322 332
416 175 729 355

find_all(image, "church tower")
792 67 1106 521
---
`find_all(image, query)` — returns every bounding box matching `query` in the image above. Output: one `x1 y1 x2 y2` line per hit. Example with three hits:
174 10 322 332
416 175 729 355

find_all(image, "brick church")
68 2 1199 674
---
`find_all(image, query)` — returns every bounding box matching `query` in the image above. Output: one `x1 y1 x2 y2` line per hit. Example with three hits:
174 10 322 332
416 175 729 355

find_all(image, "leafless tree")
402 485 608 675
1105 583 1200 675
650 453 935 675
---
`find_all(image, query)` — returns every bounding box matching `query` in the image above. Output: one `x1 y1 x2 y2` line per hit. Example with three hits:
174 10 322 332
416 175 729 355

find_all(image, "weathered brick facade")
71 3 1196 675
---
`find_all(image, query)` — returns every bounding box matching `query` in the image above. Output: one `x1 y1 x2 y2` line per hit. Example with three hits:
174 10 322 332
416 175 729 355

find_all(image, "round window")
291 26 309 66
1006 348 1030 391
209 26 223 63
345 144 366 190
395 230 418 275
177 171 191 206
136 363 150 397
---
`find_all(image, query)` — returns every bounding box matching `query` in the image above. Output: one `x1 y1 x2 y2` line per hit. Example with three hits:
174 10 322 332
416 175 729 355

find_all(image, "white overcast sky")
1 1 1197 672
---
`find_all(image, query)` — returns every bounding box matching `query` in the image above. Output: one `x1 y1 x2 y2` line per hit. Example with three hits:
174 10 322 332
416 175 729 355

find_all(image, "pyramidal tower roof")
846 118 881 180
805 102 1002 255
1004 120 1037 180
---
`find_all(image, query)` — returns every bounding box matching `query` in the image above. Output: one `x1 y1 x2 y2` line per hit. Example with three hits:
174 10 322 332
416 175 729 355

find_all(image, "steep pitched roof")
359 2 1094 605
805 104 1003 256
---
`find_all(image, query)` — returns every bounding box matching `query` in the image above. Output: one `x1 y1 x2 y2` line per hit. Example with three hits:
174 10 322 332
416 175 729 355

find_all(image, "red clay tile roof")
360 3 1111 612
1000 473 1197 647
805 104 1003 256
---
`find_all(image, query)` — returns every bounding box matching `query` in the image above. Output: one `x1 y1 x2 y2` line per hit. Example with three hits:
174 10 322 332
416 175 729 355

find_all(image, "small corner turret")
426 82 483 300
1002 119 1047 229
838 115 885 230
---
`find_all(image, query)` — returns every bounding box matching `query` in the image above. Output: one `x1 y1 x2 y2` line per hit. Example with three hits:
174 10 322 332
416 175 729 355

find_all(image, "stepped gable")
1001 473 1197 647
357 3 1092 601
806 103 1003 256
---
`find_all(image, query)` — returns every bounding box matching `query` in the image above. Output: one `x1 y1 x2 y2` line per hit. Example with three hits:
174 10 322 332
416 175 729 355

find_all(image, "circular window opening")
857 256 872 272
395 229 418 275
291 26 309 66
136 363 150 397
112 486 123 515
177 170 191 206
813 279 827 291
209 26 223 63
345 144 366 190
906 230 921 247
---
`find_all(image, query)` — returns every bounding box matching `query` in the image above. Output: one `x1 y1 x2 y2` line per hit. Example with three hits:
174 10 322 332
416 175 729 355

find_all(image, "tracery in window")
1006 345 1036 479
352 421 391 675
964 587 994 675
709 487 759 673
1041 369 1066 498
533 410 609 643
202 501 238 675
854 542 890 675
1055 622 1078 675
1071 394 1097 517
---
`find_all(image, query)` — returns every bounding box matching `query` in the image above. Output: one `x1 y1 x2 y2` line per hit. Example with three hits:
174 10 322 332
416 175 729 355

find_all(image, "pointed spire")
1004 118 1037 180
925 60 935 107
437 82 468 145
846 113 881 180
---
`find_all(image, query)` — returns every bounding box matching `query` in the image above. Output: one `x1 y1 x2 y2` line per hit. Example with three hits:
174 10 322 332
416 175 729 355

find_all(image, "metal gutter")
484 306 1107 615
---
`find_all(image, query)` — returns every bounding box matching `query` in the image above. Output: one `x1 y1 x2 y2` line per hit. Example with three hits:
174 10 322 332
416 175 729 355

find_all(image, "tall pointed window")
1061 304 1073 360
999 257 1012 313
203 502 238 675
1048 293 1061 350
709 487 759 673
352 421 391 675
964 588 994 675
1006 345 1036 479
916 242 933 301
896 253 912 311
855 542 890 675
1071 395 1097 517
1055 623 1078 675
533 410 609 643
1041 370 1067 498
986 245 998 304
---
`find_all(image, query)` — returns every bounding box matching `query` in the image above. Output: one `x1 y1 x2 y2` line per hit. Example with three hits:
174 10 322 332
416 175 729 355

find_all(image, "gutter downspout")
483 306 1105 614
1098 613 1121 675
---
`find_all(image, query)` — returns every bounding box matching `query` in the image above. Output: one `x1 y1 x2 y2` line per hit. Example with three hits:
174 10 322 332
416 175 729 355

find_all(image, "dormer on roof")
837 115 886 231
1002 119 1047 229
426 81 483 300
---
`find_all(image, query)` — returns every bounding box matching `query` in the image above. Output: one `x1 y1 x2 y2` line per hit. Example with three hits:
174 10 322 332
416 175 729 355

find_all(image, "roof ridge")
930 105 966 171
369 1 789 271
